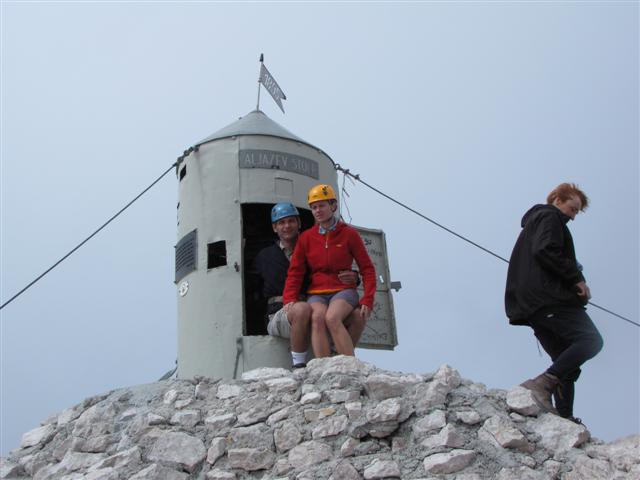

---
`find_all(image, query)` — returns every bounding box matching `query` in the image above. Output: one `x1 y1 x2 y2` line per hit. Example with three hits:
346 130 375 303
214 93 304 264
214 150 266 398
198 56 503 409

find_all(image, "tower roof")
196 110 328 158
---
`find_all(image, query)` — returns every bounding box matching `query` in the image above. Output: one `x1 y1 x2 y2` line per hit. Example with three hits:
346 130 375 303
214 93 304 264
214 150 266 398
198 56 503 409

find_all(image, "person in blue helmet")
254 202 362 368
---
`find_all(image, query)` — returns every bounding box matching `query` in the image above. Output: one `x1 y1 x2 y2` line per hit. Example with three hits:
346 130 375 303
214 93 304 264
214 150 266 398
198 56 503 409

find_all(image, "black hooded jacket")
505 204 586 325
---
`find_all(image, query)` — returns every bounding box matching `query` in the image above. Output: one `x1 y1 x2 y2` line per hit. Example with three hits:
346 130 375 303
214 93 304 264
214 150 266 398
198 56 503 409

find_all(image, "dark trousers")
528 306 603 417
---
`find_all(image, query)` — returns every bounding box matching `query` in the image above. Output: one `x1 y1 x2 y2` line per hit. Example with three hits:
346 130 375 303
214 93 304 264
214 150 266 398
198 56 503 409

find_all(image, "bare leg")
310 302 331 358
344 307 366 348
325 299 355 356
288 302 311 353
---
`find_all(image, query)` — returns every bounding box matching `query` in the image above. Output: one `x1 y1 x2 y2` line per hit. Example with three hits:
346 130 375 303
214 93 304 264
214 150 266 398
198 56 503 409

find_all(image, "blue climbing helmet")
271 202 300 223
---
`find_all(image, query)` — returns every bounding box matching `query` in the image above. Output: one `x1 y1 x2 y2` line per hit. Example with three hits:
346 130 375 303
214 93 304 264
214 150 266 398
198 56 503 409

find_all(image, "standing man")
505 183 603 421
254 202 364 368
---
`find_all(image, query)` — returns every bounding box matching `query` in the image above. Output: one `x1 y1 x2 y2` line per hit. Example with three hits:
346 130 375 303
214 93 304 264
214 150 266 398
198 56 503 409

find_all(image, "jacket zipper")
325 231 330 270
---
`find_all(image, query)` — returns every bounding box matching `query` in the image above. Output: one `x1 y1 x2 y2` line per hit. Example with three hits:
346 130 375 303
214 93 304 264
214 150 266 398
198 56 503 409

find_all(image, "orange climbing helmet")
307 184 337 205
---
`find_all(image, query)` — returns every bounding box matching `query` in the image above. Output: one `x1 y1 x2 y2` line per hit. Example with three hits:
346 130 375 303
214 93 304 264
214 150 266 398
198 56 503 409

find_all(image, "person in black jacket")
254 202 362 369
505 183 603 421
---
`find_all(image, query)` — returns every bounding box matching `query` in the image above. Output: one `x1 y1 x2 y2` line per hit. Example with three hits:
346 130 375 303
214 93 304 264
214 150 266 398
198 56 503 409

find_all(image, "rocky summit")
1 357 638 480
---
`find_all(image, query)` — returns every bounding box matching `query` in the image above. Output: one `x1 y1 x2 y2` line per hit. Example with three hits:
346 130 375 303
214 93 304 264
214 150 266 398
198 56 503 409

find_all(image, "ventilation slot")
208 241 227 269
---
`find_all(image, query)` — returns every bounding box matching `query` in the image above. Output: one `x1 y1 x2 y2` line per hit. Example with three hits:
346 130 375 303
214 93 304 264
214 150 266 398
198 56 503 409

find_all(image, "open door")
353 226 399 350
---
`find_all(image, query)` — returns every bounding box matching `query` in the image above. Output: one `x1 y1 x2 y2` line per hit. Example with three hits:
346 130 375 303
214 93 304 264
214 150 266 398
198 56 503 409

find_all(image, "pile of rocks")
1 356 638 479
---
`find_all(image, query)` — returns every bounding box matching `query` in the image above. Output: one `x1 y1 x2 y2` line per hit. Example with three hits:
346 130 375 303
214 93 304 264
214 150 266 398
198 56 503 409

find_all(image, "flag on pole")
259 62 287 113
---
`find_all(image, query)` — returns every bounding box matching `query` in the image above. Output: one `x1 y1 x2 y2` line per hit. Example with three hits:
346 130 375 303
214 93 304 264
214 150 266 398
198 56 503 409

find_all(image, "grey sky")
1 2 638 455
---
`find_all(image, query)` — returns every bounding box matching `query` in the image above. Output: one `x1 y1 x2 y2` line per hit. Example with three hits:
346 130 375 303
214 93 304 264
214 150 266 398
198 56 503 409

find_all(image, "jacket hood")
521 204 570 228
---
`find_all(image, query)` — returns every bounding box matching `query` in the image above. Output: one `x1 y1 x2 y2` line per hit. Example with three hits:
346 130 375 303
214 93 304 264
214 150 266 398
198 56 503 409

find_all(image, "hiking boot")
564 416 583 425
520 372 560 414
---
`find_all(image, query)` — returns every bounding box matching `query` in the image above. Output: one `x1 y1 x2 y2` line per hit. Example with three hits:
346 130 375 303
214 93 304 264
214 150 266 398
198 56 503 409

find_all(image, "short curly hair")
546 183 589 211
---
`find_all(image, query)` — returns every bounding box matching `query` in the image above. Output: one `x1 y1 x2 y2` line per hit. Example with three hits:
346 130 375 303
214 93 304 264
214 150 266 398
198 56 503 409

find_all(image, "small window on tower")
179 165 187 181
207 241 227 269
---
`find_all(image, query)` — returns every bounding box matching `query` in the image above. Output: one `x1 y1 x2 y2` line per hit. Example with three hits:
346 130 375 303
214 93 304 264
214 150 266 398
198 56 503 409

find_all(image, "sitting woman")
283 184 376 357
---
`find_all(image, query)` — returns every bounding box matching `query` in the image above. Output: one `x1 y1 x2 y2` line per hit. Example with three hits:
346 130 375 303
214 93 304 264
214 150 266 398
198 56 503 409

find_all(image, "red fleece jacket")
283 222 377 309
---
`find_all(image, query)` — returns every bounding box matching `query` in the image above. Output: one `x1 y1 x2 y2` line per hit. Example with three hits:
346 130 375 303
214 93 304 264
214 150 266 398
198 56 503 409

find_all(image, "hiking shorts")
267 307 291 338
307 289 359 308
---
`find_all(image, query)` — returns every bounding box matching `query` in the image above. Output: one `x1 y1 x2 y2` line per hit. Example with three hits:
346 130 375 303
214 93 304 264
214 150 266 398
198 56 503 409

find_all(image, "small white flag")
259 63 287 113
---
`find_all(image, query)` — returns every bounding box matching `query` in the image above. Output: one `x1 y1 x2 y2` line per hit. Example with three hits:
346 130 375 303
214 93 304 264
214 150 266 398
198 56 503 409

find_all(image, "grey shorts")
307 289 359 308
267 308 291 338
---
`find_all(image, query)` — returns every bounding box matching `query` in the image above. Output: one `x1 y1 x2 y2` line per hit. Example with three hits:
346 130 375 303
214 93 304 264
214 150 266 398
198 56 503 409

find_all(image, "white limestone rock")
414 365 462 413
506 387 542 417
412 410 446 436
273 458 292 476
330 460 361 480
170 409 201 428
235 402 273 427
0 459 23 479
163 390 178 405
585 434 640 472
72 403 117 438
174 398 193 410
366 397 403 423
312 414 349 439
207 438 226 465
206 468 236 479
300 392 322 405
479 415 534 453
34 452 107 480
288 440 333 469
57 407 81 427
88 446 141 471
119 407 137 421
495 466 548 480
345 402 363 421
561 455 616 480
242 367 290 381
308 355 375 378
274 422 302 453
146 431 206 473
421 424 466 449
82 467 119 480
146 413 166 426
433 364 462 390
391 437 407 452
340 437 359 457
129 463 188 480
304 406 336 422
265 377 299 394
227 448 275 471
528 413 590 452
227 424 274 450
21 424 55 448
204 413 236 430
452 474 482 480
6 361 639 480
423 449 476 474
325 389 360 403
364 373 423 401
267 405 297 426
195 381 213 399
363 458 401 479
456 410 482 425
216 383 243 399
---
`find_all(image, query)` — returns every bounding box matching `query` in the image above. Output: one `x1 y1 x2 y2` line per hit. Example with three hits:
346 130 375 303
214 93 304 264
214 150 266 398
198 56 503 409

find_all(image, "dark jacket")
254 242 310 315
505 204 586 325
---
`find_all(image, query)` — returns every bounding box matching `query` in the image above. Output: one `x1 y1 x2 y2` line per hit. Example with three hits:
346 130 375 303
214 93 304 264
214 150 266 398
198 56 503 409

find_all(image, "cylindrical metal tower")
174 109 338 379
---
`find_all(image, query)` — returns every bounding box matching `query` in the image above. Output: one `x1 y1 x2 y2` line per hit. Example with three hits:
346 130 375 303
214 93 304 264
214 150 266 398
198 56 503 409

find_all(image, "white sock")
291 351 307 365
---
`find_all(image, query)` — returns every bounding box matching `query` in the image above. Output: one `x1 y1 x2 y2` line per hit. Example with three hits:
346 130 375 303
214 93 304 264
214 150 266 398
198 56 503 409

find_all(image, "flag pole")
256 53 263 111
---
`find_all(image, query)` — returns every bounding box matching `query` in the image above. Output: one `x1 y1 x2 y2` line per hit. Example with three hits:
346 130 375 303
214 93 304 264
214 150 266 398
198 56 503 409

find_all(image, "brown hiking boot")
520 372 560 414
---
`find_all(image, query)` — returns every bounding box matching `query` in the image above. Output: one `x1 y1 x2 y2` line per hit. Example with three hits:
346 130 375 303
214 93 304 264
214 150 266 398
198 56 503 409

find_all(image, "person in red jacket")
283 184 376 358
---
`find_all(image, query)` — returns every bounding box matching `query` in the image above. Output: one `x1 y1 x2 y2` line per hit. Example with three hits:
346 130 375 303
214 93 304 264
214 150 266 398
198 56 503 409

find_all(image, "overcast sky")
1 2 638 455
